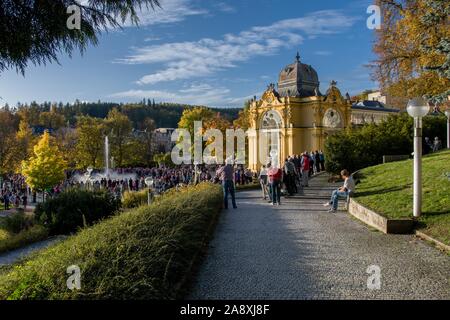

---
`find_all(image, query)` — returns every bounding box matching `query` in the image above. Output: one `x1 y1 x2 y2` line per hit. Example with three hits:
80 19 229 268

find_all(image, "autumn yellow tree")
233 100 252 130
11 120 36 172
178 106 216 137
178 107 227 161
105 108 132 167
22 131 67 199
75 116 105 168
372 0 450 102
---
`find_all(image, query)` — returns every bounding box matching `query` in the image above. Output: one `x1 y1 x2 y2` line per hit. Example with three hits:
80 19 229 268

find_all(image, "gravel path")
190 174 450 300
0 236 64 266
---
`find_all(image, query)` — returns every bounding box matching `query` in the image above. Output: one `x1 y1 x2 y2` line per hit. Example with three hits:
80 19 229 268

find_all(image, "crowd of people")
213 150 326 210
67 164 255 194
0 147 356 214
0 164 257 211
257 150 325 206
0 174 30 211
0 149 326 212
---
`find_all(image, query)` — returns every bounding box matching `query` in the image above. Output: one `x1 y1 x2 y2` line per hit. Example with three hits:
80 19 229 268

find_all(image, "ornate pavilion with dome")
247 52 399 170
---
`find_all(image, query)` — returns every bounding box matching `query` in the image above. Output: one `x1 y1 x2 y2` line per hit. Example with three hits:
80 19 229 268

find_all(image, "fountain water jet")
72 135 137 184
105 136 110 179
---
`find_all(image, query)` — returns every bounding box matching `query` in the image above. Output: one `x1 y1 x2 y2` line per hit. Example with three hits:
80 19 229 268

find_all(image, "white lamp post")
445 109 450 149
407 97 430 218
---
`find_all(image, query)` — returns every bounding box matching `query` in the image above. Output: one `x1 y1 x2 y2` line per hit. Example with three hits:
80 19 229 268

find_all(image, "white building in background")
367 90 409 110
367 91 385 103
351 100 400 125
153 128 176 154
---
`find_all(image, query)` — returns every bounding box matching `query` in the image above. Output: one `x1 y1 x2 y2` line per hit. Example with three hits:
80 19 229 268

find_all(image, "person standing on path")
300 152 310 187
308 151 315 177
22 193 28 210
268 164 282 206
258 165 269 200
283 158 296 196
216 159 237 210
319 150 325 172
314 151 321 173
3 192 10 211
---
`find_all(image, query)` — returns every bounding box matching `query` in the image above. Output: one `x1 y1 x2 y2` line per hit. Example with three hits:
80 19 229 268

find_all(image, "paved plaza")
190 174 450 299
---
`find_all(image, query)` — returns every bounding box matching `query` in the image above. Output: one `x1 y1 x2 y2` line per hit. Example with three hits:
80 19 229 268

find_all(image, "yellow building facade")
248 53 399 171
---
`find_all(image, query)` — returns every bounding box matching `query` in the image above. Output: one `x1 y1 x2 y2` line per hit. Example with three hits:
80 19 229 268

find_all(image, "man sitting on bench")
323 169 355 213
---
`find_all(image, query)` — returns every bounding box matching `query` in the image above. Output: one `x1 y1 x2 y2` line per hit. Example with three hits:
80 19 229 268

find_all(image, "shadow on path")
190 175 450 299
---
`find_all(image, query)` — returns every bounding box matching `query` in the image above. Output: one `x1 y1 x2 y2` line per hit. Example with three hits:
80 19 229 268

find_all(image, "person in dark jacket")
216 159 237 209
3 193 10 211
314 151 321 173
319 150 325 171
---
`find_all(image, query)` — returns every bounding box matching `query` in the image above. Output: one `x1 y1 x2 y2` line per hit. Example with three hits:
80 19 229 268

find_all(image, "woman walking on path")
268 164 282 206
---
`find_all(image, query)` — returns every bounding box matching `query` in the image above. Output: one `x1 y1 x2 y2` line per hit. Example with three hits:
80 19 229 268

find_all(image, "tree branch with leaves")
0 0 161 74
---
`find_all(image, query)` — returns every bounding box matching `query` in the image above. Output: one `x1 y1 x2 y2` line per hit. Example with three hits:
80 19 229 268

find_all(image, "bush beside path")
0 183 222 300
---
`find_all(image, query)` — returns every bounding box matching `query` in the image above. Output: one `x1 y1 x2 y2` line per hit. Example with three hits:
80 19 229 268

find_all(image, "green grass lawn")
355 149 450 246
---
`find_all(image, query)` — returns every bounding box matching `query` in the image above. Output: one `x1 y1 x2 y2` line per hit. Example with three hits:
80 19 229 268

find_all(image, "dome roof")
278 52 320 97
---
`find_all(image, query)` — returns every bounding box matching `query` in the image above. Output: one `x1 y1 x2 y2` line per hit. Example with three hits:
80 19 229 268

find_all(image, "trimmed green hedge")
0 183 222 300
35 189 121 235
324 113 447 174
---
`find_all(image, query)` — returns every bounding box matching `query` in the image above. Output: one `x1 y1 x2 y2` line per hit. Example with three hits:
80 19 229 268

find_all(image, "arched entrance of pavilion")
259 110 283 167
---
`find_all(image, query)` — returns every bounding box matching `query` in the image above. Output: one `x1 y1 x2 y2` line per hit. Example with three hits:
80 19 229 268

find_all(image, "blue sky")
0 0 379 108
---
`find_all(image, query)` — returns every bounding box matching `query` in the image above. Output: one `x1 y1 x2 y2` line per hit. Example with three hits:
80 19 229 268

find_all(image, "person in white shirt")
323 169 355 213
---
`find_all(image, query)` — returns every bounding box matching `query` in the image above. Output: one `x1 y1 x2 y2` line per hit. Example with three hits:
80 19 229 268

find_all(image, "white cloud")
76 0 206 27
109 83 258 107
128 0 207 26
116 10 358 85
214 2 235 13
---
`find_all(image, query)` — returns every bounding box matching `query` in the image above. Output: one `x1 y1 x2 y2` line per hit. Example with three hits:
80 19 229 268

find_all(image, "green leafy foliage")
0 1 161 74
153 153 173 167
0 183 222 300
34 189 121 235
1 211 33 234
0 212 49 254
0 225 48 255
325 113 447 174
122 189 149 209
